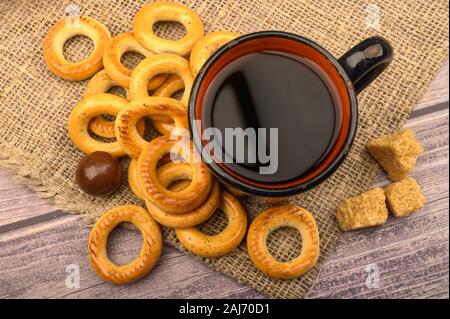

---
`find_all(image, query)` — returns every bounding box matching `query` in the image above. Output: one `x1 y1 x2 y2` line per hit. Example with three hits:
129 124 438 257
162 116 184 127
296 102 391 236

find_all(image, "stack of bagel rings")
45 1 320 285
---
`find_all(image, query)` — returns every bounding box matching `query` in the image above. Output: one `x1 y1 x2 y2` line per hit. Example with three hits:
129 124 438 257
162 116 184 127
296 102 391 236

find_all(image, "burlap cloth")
0 0 448 298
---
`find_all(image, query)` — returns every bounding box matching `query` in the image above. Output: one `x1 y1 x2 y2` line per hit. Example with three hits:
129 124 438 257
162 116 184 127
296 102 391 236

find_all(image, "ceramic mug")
189 31 393 198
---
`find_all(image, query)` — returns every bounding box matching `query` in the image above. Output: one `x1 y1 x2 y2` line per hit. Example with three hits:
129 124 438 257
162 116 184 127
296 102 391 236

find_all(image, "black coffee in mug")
201 51 342 183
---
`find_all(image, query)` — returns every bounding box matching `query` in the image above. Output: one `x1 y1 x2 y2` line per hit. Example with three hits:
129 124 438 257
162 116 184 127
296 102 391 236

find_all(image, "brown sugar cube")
385 178 426 217
367 129 424 181
336 188 388 231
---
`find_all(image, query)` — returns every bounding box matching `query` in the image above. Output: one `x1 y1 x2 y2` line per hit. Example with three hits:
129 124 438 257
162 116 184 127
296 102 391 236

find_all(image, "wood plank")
329 109 449 261
307 110 449 298
0 215 264 299
307 229 448 298
325 197 448 263
372 107 449 192
422 288 450 299
0 170 57 227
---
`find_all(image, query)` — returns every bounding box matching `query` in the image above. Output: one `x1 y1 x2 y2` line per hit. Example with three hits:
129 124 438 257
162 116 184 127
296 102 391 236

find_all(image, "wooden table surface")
0 61 448 299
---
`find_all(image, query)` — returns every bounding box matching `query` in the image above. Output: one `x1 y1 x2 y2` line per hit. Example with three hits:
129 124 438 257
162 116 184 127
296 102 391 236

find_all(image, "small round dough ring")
84 69 130 99
128 159 145 200
146 162 220 228
190 31 239 77
68 93 128 157
115 97 188 158
88 115 145 140
153 74 185 97
85 70 140 139
43 16 111 81
152 74 185 135
137 135 212 214
129 53 192 105
103 32 167 89
133 2 204 56
88 205 162 284
247 205 320 279
223 183 248 198
175 190 248 257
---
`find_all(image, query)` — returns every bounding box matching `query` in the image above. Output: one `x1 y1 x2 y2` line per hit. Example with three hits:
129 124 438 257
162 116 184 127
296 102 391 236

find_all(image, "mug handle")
338 36 394 94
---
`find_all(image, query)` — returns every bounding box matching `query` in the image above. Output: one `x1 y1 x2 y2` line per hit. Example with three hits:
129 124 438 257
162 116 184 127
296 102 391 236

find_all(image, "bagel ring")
115 97 188 158
128 155 181 201
223 183 248 198
262 196 291 204
88 113 145 140
84 70 145 139
103 32 167 89
146 162 220 228
84 69 130 99
166 179 191 192
88 205 162 284
128 159 145 200
43 16 111 81
152 74 185 135
129 53 192 105
190 31 239 77
247 205 320 279
128 157 177 201
175 190 247 257
137 135 212 214
153 74 185 97
68 93 128 157
129 158 189 202
133 2 204 56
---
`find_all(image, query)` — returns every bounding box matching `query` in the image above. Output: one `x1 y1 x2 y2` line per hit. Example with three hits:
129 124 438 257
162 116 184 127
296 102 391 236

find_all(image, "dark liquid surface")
202 51 342 183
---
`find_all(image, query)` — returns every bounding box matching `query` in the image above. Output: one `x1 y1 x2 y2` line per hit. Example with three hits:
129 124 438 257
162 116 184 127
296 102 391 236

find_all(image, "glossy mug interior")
189 31 393 198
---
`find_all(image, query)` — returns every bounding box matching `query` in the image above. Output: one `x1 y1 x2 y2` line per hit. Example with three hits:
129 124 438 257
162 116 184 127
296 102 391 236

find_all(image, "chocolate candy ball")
76 151 123 196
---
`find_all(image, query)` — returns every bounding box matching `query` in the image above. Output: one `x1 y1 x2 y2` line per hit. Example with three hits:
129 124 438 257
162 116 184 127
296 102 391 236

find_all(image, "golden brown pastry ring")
145 162 220 228
262 196 291 204
152 74 185 135
115 97 188 158
129 53 192 106
84 70 145 139
128 159 145 200
129 157 186 201
137 135 212 214
223 183 248 197
133 1 204 56
68 93 128 157
128 158 191 202
190 31 239 77
175 190 247 257
128 154 188 201
84 69 130 99
88 205 162 284
153 74 185 97
43 16 111 81
247 205 320 279
103 32 167 89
